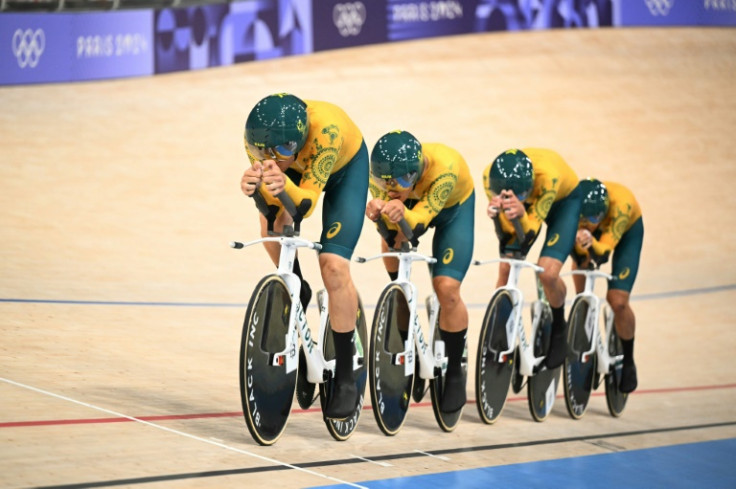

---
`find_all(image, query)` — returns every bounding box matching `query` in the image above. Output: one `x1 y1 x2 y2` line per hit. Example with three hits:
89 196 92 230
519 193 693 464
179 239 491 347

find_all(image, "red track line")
2 383 734 429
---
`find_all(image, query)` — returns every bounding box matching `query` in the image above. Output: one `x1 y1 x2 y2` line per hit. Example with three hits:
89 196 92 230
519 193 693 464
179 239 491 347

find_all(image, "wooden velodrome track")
2 26 735 488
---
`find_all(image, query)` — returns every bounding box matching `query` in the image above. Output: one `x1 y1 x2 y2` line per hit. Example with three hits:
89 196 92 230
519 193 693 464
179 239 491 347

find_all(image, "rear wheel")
369 284 414 436
320 297 369 440
563 297 596 420
239 275 296 446
475 289 515 424
605 310 628 417
527 303 561 422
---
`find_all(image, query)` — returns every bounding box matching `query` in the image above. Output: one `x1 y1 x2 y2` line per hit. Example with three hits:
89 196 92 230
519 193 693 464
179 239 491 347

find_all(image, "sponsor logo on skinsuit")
327 222 342 239
442 248 454 264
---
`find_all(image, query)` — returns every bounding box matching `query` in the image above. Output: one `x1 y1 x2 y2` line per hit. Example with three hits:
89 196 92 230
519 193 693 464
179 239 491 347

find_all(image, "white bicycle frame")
232 235 337 385
474 257 547 377
564 269 623 375
356 249 446 381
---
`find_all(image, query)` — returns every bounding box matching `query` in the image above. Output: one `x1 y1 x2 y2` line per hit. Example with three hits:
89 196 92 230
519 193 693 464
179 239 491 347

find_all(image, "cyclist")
571 178 643 393
240 93 369 419
365 130 475 413
483 148 582 370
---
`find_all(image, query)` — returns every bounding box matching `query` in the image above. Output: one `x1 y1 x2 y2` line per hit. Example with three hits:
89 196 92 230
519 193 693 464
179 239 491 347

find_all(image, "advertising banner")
0 11 153 86
154 0 314 74
696 0 736 26
618 0 736 27
386 0 474 41
472 0 617 32
312 0 387 51
2 0 735 86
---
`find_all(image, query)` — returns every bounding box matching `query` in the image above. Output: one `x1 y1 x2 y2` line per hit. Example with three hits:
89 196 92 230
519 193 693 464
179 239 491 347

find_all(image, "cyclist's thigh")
320 141 369 259
608 217 643 293
430 192 475 282
540 186 582 263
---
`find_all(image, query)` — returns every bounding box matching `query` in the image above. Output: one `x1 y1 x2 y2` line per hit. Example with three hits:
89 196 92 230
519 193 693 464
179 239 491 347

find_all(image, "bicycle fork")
390 282 444 380
596 305 624 375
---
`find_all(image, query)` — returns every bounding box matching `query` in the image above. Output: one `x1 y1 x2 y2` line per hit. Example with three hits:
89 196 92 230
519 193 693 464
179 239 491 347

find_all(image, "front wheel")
563 297 596 420
605 313 628 417
527 303 561 422
239 275 296 446
319 297 369 440
475 289 515 424
369 284 414 436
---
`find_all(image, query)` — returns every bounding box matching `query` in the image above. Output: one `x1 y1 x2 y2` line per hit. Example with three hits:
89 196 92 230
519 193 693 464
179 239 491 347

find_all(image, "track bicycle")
473 217 562 423
232 192 368 445
562 267 628 419
355 220 467 435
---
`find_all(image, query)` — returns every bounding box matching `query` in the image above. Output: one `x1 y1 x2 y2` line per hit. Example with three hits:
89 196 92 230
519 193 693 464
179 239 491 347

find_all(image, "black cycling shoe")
544 330 567 370
439 370 467 413
300 280 312 311
619 362 638 393
324 381 358 420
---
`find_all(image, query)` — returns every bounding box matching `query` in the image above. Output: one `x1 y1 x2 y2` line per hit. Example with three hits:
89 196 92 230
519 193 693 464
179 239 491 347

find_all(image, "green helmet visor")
491 187 530 202
247 141 299 161
581 212 605 224
372 172 419 192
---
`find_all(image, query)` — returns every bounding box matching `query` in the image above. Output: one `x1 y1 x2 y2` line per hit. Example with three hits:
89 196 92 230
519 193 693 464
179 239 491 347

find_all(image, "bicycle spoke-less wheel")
369 284 414 436
563 297 596 420
429 318 467 432
605 324 628 417
239 275 296 446
527 304 561 422
319 298 369 441
475 289 515 424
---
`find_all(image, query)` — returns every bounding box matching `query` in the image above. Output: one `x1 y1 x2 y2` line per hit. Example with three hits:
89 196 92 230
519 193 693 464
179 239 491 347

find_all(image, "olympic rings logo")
645 0 674 16
333 2 366 37
12 28 45 69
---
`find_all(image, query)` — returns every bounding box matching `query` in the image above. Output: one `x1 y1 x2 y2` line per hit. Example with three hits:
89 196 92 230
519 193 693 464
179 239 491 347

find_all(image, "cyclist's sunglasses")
374 172 419 192
581 212 605 224
248 141 299 161
493 189 530 202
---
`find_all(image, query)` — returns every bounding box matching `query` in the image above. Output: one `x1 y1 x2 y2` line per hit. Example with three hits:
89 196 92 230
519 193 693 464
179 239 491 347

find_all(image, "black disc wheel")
475 289 515 424
563 297 597 420
527 304 561 422
605 320 628 417
429 319 467 432
239 275 296 446
319 297 369 441
369 284 414 436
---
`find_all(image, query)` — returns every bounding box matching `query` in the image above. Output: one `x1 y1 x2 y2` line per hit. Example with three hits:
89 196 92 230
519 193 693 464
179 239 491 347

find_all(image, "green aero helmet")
578 178 610 223
244 93 308 160
370 130 424 190
487 149 534 201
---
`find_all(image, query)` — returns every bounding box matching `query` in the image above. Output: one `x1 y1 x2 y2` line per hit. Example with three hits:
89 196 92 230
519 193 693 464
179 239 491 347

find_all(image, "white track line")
350 454 393 467
414 449 451 461
0 377 367 489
